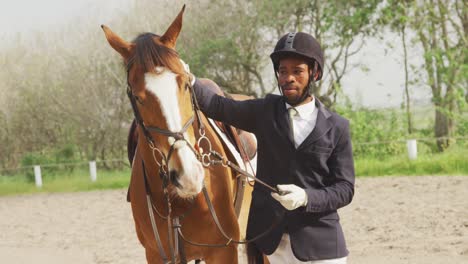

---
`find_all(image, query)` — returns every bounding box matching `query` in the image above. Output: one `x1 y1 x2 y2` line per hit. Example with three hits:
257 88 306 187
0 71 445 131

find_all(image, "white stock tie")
288 107 298 145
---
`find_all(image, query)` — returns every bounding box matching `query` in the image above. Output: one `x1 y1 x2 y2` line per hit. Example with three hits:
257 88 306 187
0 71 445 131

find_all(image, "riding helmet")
270 32 324 80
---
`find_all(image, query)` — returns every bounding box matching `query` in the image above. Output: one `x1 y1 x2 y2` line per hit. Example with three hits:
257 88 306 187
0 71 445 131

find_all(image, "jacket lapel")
275 99 295 146
298 99 333 149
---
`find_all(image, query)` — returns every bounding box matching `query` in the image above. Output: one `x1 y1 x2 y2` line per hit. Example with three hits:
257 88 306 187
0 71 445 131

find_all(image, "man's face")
278 57 312 105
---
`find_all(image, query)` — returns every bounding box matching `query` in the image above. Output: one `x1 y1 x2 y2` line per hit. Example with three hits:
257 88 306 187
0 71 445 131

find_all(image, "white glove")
271 184 308 211
179 59 196 86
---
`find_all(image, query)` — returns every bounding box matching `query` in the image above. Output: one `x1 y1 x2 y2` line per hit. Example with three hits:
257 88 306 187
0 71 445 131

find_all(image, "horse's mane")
128 33 184 76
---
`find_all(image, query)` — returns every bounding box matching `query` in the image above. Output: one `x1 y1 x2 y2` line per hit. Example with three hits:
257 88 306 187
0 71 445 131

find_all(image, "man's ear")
310 62 320 81
313 69 321 81
309 68 314 81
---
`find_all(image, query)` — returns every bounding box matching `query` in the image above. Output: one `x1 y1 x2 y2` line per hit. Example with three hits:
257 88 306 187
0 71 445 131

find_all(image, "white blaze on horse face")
144 67 204 197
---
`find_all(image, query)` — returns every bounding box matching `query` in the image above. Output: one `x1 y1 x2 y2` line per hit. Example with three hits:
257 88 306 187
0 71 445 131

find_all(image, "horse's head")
102 6 205 198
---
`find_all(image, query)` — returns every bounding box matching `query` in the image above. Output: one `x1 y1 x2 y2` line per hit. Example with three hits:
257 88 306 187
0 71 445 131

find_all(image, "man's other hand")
180 59 196 85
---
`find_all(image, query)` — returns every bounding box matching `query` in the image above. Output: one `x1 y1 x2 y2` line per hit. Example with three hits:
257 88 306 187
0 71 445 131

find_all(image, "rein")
126 62 283 263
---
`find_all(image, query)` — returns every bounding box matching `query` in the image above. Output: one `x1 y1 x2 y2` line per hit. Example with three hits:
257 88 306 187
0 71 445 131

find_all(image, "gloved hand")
271 184 308 211
180 59 196 85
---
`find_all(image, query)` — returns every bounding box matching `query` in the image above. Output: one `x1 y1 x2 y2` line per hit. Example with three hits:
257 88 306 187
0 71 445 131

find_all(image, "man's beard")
281 85 310 106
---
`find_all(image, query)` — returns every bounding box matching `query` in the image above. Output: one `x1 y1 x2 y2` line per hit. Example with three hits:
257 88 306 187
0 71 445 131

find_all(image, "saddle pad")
208 118 257 182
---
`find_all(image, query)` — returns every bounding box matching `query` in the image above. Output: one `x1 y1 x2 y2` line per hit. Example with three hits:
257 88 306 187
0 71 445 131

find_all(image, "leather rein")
126 61 283 264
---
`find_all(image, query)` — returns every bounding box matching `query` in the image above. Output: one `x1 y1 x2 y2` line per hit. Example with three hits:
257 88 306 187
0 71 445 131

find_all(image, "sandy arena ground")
1 176 467 264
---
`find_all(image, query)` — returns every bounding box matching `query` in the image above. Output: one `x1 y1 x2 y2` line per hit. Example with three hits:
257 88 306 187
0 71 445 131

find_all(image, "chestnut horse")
102 6 255 264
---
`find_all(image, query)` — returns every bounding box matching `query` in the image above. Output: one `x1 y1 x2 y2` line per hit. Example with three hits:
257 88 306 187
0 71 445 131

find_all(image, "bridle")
125 59 204 186
125 57 284 264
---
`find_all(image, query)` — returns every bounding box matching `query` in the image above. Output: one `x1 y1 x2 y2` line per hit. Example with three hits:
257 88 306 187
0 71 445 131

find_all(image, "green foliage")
19 144 81 182
55 143 76 162
183 38 240 79
20 152 56 182
455 111 468 138
20 152 54 167
337 107 407 158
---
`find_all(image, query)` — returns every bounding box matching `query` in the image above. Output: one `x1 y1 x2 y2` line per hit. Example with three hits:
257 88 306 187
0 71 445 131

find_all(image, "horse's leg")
134 218 168 264
203 245 238 264
145 247 165 264
133 219 146 247
134 220 162 264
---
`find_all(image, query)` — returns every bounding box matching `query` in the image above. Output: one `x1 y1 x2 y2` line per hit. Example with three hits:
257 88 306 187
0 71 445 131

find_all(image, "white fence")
32 161 101 188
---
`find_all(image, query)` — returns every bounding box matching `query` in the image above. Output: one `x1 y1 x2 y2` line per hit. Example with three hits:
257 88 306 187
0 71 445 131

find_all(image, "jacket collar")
315 97 332 119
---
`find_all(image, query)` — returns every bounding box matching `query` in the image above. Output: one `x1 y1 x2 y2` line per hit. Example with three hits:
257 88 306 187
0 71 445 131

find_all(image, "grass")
355 147 468 176
0 167 131 196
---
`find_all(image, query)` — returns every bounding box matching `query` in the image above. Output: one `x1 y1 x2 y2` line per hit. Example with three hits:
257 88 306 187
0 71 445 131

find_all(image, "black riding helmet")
270 32 324 105
270 32 324 80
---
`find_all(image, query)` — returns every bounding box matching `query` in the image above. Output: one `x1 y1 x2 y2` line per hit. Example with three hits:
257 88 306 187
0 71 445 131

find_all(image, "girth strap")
234 177 246 218
228 125 249 218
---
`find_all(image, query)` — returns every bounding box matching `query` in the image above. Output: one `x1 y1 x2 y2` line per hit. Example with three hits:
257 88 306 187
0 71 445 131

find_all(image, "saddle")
202 83 257 162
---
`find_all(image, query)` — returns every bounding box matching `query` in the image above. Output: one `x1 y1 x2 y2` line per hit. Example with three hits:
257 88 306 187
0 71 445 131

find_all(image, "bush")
20 152 55 182
20 144 80 182
336 107 407 158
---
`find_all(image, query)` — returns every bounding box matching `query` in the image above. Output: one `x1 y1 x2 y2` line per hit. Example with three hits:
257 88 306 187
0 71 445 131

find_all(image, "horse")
102 5 256 264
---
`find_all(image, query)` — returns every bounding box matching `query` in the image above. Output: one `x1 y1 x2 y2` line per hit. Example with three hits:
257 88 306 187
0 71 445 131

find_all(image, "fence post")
406 139 418 160
34 165 42 188
89 161 97 182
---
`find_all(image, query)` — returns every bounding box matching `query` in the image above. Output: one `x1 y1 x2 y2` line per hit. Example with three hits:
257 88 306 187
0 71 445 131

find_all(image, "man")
192 32 355 263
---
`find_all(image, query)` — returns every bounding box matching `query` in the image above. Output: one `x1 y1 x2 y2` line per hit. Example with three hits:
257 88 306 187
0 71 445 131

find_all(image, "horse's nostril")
169 169 182 188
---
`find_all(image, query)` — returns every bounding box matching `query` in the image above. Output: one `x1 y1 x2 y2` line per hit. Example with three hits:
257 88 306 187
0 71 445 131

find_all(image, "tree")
411 0 467 150
379 0 415 135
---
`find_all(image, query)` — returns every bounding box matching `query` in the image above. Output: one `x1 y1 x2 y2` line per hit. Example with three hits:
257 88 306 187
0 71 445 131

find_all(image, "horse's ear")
101 25 133 59
160 5 185 49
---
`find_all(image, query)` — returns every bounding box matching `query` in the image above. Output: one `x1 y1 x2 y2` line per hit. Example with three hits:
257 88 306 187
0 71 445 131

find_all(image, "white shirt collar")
286 96 316 119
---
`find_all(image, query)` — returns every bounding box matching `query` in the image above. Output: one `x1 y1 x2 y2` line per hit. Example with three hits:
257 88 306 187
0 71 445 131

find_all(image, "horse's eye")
134 95 144 105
